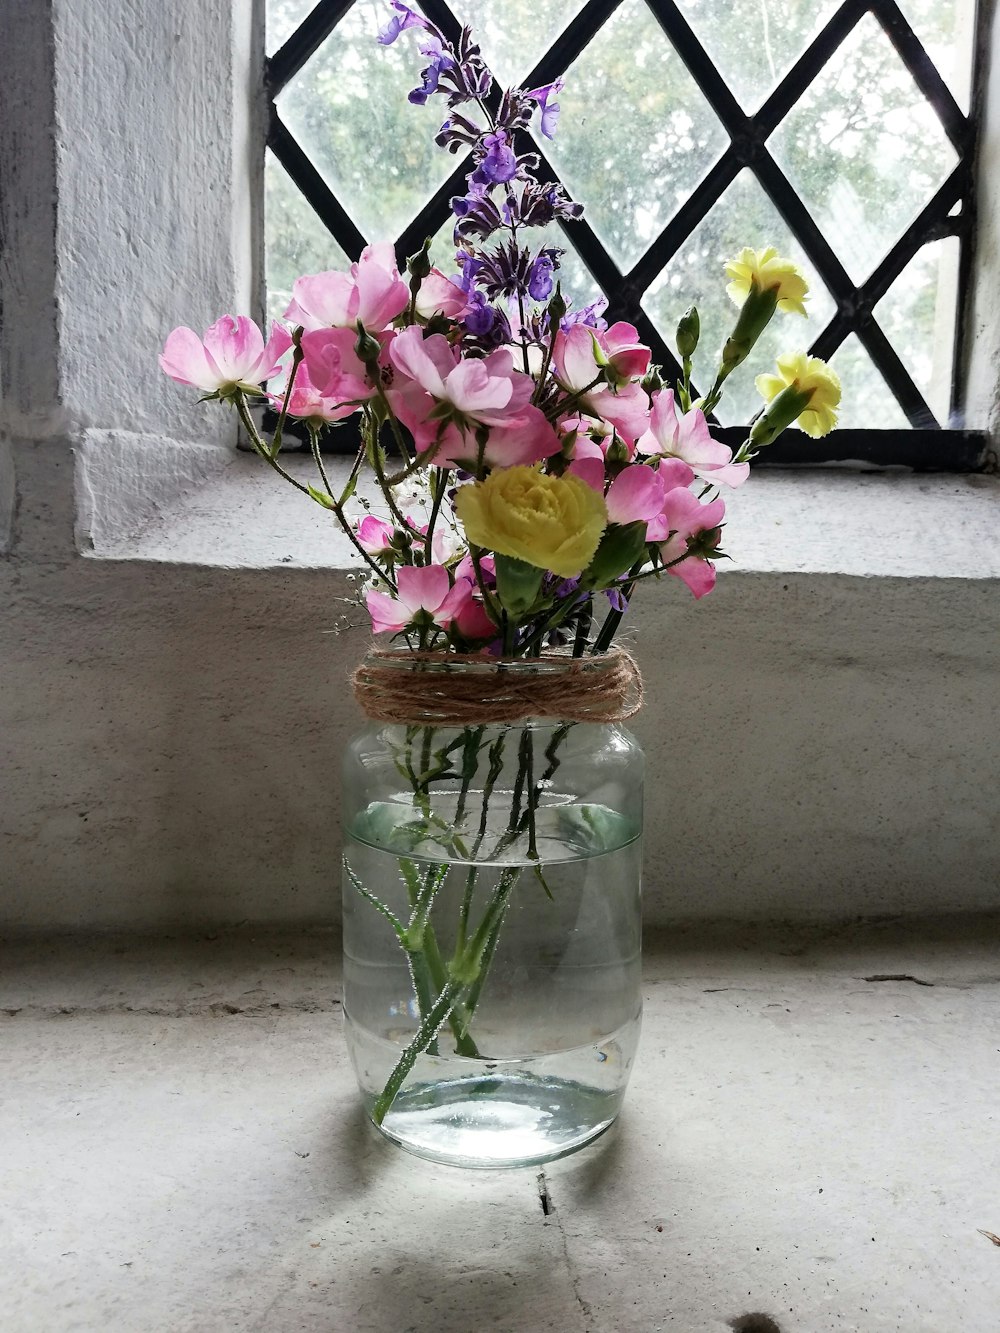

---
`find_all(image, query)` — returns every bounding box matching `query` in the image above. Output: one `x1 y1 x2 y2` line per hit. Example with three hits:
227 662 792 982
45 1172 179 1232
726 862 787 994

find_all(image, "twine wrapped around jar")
351 646 643 725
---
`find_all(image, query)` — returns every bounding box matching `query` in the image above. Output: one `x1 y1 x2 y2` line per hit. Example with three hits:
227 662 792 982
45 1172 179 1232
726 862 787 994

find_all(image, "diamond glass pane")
768 13 958 284
454 0 590 88
267 0 317 55
643 170 836 427
675 0 841 111
898 0 976 112
544 0 727 272
874 237 959 426
276 0 458 244
828 334 909 430
266 152 351 321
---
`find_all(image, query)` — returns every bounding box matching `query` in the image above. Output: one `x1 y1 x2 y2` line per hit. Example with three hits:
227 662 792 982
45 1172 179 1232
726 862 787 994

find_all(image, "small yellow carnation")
454 466 608 578
755 351 841 438
726 247 809 316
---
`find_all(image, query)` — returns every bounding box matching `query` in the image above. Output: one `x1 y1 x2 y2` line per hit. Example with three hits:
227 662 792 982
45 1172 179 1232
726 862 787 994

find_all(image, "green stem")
371 864 521 1125
235 393 396 590
371 979 465 1126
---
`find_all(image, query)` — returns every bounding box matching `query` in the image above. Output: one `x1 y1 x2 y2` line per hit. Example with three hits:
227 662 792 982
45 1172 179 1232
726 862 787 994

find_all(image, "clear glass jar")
341 654 644 1169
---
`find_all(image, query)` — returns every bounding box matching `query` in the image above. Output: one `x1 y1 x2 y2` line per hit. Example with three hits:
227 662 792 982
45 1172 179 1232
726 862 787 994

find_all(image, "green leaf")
306 484 336 510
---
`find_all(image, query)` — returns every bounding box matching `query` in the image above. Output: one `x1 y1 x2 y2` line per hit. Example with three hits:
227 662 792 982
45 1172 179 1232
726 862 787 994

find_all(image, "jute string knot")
352 646 643 725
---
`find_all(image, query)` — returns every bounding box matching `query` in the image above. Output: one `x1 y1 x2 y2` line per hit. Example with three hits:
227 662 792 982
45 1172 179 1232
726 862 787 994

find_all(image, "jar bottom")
372 1073 622 1168
356 1013 641 1168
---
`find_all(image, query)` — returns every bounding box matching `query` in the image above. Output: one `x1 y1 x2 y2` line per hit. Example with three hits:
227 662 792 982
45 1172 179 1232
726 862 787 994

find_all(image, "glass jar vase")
341 651 644 1169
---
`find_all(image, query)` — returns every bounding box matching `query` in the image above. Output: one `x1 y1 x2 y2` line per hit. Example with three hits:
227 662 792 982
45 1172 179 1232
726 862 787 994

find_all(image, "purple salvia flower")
561 296 609 332
378 2 433 46
476 131 518 184
462 291 497 336
605 581 630 614
408 34 454 105
527 249 559 302
525 80 564 139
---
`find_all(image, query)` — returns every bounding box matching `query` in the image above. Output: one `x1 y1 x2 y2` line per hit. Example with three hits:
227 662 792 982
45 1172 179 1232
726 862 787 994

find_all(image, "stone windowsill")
75 429 1000 579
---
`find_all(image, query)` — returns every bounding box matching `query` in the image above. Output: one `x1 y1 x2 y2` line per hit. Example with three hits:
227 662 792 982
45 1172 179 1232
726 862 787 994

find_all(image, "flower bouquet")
160 4 840 1167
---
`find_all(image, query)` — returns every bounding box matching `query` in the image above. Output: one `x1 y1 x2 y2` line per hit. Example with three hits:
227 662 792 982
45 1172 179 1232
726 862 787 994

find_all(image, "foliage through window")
264 0 985 466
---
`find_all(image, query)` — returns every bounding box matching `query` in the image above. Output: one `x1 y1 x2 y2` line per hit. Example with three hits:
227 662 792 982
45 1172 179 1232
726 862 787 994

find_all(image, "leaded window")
264 0 987 467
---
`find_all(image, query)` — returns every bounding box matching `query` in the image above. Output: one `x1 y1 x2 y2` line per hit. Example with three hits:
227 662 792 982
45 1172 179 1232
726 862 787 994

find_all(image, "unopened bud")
720 283 778 375
354 320 382 366
676 306 700 360
547 282 567 327
407 237 433 283
641 364 666 394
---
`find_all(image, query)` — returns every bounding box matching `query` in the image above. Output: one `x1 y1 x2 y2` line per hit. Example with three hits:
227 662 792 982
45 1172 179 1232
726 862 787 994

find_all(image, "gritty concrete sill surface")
4 921 1000 1333
76 432 1000 579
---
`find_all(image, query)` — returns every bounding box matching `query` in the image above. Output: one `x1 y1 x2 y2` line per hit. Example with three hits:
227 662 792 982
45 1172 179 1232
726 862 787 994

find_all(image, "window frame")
263 0 990 469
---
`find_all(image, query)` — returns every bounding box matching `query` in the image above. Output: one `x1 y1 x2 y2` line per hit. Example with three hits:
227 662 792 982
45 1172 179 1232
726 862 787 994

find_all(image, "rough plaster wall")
53 0 248 441
2 558 997 933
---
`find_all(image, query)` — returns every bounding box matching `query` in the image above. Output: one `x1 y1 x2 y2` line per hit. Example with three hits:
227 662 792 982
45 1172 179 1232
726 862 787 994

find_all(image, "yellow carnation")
755 351 842 438
726 247 809 316
454 466 607 578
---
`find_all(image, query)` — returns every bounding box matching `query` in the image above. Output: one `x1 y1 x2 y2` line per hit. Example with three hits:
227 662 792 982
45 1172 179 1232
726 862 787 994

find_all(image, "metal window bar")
264 0 988 468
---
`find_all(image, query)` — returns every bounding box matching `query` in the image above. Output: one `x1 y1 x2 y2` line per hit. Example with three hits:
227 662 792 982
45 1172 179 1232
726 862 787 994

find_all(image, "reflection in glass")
676 0 840 111
545 0 726 272
644 170 836 427
457 0 590 89
874 238 959 426
828 334 909 430
276 0 456 244
266 152 351 322
769 13 958 284
898 0 976 111
267 0 316 56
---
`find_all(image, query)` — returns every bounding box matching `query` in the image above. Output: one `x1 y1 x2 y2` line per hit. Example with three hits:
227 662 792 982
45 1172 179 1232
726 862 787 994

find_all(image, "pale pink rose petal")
445 358 515 416
477 408 561 468
257 323 294 380
353 244 409 329
567 457 606 492
284 271 356 330
654 457 696 492
605 464 665 525
669 557 717 599
389 327 457 399
356 516 395 555
365 588 408 635
159 326 221 390
202 315 265 382
587 383 650 445
553 325 601 390
300 327 373 411
397 563 451 616
414 269 468 320
434 578 474 629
